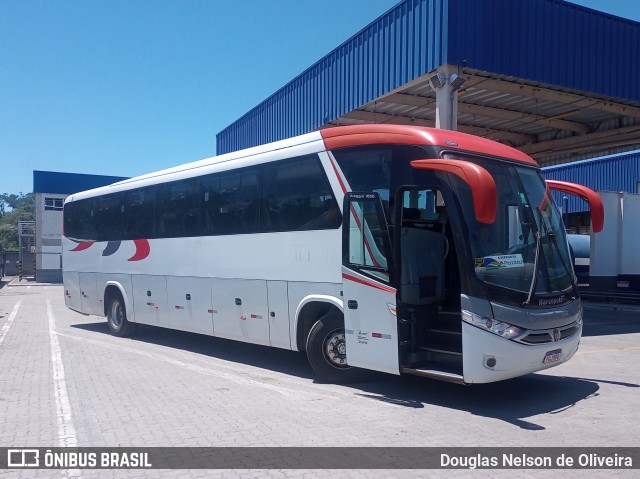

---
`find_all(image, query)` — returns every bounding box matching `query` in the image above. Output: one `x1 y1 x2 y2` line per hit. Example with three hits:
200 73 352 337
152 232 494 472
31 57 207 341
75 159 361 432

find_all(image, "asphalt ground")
0 279 639 478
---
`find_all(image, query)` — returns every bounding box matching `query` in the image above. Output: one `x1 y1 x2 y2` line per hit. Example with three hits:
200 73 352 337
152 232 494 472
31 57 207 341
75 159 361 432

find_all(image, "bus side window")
261 155 341 232
201 175 220 235
347 199 390 283
94 194 120 242
64 198 95 241
156 179 202 238
202 168 260 236
123 188 156 240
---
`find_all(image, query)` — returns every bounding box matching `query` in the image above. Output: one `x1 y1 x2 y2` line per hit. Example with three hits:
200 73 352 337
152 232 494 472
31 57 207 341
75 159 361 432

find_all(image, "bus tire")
106 292 136 337
306 311 368 383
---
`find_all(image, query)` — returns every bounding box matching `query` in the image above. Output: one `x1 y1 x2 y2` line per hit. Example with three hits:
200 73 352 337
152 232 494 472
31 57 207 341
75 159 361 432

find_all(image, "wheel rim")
323 328 349 369
110 301 123 329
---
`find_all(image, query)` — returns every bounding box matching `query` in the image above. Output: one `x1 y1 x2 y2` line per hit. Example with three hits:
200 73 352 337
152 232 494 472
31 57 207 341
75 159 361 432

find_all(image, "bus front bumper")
461 321 582 384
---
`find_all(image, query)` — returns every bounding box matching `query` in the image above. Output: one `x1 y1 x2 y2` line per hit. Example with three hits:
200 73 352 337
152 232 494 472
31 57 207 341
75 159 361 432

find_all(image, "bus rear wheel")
106 292 136 337
306 311 368 383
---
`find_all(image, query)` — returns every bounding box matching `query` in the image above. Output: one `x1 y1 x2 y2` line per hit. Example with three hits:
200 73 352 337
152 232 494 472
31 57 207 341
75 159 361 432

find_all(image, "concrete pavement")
1 284 638 478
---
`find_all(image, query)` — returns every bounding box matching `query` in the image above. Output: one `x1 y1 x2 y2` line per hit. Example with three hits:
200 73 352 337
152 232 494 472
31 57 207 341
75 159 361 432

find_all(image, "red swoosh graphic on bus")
70 241 94 252
127 239 150 261
342 272 396 294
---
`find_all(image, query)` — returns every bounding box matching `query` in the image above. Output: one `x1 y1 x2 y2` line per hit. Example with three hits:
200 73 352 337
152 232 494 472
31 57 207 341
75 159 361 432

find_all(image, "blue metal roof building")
217 0 640 166
543 149 640 212
33 170 128 195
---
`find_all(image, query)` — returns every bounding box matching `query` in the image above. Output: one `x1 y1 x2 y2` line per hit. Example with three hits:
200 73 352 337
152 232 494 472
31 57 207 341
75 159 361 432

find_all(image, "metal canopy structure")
217 0 640 166
340 65 640 165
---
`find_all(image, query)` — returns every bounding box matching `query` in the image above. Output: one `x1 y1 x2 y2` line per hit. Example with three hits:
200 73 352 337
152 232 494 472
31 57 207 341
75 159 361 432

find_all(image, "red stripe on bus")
328 155 347 194
342 272 396 294
329 151 382 268
372 332 382 338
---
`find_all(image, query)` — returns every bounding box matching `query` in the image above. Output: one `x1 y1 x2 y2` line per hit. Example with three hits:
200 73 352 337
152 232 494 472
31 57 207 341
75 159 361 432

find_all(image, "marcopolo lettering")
537 295 566 306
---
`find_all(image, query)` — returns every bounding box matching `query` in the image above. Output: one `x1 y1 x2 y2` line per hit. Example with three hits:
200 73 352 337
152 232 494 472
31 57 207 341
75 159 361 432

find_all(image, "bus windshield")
332 144 577 302
454 157 575 297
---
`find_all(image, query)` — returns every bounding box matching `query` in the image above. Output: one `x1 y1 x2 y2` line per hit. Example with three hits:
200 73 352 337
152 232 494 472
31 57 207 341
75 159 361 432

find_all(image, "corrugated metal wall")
217 0 640 154
542 150 640 212
448 0 640 102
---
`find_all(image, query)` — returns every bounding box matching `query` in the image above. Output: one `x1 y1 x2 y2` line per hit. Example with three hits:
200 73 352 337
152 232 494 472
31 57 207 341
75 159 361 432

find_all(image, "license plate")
543 348 562 364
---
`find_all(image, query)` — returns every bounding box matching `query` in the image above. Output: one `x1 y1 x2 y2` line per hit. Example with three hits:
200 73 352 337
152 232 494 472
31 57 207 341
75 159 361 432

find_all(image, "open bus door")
341 192 400 375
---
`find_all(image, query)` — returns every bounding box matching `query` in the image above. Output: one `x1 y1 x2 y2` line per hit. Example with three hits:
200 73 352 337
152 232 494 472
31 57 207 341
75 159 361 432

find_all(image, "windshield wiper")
523 229 541 306
520 203 541 306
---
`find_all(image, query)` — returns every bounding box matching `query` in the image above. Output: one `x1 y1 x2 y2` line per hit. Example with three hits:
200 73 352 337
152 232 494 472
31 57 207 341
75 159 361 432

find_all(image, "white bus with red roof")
62 125 603 384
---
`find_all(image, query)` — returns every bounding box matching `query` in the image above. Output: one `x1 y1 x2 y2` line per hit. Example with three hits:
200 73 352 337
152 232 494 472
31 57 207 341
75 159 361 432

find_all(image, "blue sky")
1 0 639 195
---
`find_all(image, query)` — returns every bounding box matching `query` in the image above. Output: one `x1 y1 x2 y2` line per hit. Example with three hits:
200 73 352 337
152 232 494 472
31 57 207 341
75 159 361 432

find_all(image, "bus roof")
68 125 537 202
320 125 537 166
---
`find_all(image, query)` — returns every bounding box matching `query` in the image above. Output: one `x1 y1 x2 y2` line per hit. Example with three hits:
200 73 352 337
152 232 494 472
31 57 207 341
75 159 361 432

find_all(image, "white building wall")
35 192 67 282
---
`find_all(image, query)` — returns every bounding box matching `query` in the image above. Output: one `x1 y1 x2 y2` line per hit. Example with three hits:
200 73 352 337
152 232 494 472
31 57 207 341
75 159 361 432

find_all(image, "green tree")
0 192 35 251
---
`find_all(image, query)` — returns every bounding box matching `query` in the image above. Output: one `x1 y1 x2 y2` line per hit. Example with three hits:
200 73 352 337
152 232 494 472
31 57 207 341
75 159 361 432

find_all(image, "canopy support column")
429 65 467 131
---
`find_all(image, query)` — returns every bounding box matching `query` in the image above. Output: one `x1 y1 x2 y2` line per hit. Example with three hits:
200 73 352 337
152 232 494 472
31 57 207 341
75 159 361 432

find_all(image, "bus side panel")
267 280 291 349
166 276 214 335
63 271 82 313
211 279 270 346
79 272 100 316
131 275 169 327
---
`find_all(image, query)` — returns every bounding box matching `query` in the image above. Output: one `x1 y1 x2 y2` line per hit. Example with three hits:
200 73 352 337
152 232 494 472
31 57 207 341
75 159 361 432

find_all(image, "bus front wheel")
106 292 137 337
306 311 368 383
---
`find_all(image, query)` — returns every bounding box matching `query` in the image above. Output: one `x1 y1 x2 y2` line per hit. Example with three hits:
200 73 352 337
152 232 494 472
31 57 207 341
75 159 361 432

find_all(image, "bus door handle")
347 300 358 310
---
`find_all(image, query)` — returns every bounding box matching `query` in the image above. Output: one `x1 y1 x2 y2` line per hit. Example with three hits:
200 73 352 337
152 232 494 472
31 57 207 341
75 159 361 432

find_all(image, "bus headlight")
462 310 525 340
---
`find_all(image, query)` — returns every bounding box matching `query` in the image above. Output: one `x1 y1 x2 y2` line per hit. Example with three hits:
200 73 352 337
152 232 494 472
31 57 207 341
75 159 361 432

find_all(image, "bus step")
416 345 462 370
438 312 462 331
400 366 465 384
418 346 462 356
429 328 461 335
426 329 462 348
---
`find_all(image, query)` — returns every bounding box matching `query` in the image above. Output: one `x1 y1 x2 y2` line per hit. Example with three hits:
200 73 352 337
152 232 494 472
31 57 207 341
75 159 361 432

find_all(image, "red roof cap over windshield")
320 125 537 166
